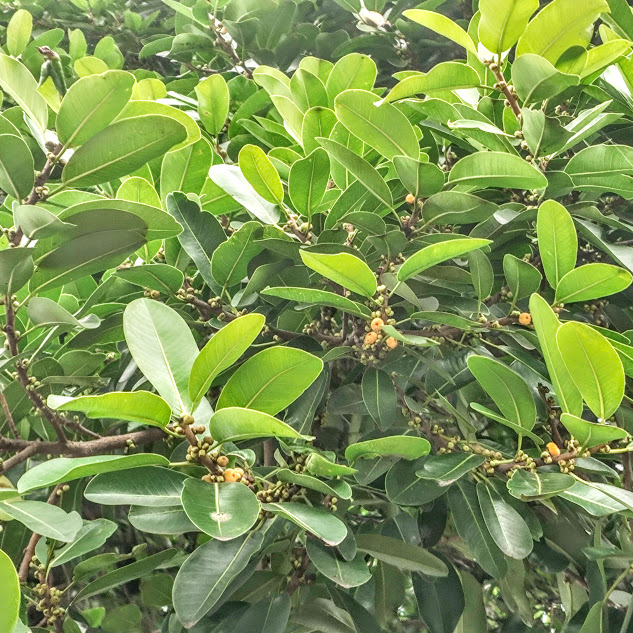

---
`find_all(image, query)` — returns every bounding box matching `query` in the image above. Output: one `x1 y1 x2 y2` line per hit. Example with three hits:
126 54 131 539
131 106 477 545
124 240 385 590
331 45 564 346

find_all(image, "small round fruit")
217 455 229 467
371 317 384 332
364 331 378 345
385 337 398 349
518 312 532 326
405 193 415 205
546 442 561 457
223 468 241 482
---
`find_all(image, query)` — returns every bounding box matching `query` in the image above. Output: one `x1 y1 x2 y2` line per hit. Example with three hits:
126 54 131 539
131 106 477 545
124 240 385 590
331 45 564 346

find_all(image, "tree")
1 0 633 630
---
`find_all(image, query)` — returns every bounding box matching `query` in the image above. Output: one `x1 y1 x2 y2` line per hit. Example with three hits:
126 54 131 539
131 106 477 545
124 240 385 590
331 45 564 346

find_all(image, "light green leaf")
560 413 627 447
305 540 371 588
0 501 82 542
181 480 260 541
189 313 265 410
261 502 347 546
7 9 32 56
238 145 284 205
305 453 357 477
503 254 542 301
274 469 352 500
209 407 313 443
300 250 377 297
537 200 577 288
506 469 574 500
511 54 580 104
28 297 100 331
393 156 444 199
557 322 624 419
50 519 117 567
325 53 377 103
478 0 538 53
397 238 491 282
555 263 632 304
17 454 169 493
211 221 262 288
57 70 136 147
47 391 171 429
195 74 229 136
416 452 486 486
404 9 477 54
288 148 330 220
0 134 34 200
261 286 371 319
0 549 19 633
448 152 548 189
345 436 431 462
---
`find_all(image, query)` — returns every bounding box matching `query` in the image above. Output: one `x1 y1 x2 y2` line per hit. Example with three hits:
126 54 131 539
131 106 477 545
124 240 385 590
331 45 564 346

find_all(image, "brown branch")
0 391 20 438
488 62 521 119
286 551 310 595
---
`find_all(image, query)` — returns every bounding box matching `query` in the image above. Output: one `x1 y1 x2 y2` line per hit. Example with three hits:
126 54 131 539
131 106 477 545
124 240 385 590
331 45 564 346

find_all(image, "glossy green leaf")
503 254 542 301
555 263 632 304
114 264 184 295
537 200 577 288
47 391 171 429
355 534 447 576
261 286 371 319
17 454 169 493
189 313 265 410
27 296 100 330
448 152 547 189
0 501 82 542
50 519 117 567
62 115 187 188
0 549 19 633
361 368 398 429
305 453 357 477
274 469 352 500
560 413 628 447
559 480 628 516
181 480 260 541
210 407 313 443
305 540 371 588
85 466 189 507
0 247 34 295
211 221 262 288
511 54 580 104
334 89 419 160
231 594 291 633
0 133 34 200
470 403 544 444
325 53 377 103
404 9 477 53
416 452 485 486
393 156 444 199
345 436 431 462
398 238 491 282
507 469 575 500
57 70 136 147
239 145 284 205
217 346 323 415
288 148 329 220
195 74 229 135
557 321 624 419
300 249 377 297
7 9 32 56
14 204 75 240
478 0 538 53
467 356 536 431
262 502 347 546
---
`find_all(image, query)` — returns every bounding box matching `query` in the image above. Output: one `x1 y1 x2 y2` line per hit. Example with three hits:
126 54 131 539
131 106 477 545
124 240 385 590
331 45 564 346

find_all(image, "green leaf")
302 106 337 155
529 293 582 415
305 453 357 477
469 250 494 302
173 532 264 627
288 148 330 220
128 505 195 535
27 297 100 331
50 519 117 567
74 549 176 602
448 480 506 578
217 346 323 415
17 454 169 494
355 534 447 576
393 156 445 199
325 53 377 103
211 221 262 288
503 254 542 301
0 548 19 633
506 469 574 500
14 204 75 240
398 238 491 282
476 483 533 559
559 480 627 516
555 263 632 304
416 453 486 486
47 391 171 429
537 200 577 288
300 250 377 297
334 89 419 160
380 325 439 348
114 264 184 295
123 299 199 415
7 9 32 56
345 436 431 462
261 286 371 319
181 480 260 541
557 321 625 419
57 70 136 147
404 9 477 53
316 137 393 209
448 152 548 189
470 403 544 445
511 54 580 104
516 0 609 64
85 466 189 507
478 0 538 53
0 247 33 295
231 595 291 633
189 313 265 410
384 62 480 103
0 501 82 542
0 54 48 131
467 356 536 431
238 145 284 205
422 192 497 226
261 502 347 546
274 469 352 500
195 74 229 136
62 115 187 188
560 413 628 448
0 134 34 200
361 368 398 429
210 407 313 443
305 540 371 588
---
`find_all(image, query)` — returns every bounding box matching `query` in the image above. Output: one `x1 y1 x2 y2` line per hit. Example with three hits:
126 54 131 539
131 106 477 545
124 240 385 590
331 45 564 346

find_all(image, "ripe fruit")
405 193 415 205
217 455 229 467
546 442 561 457
223 468 241 482
364 331 378 345
518 312 532 326
371 317 384 332
385 337 398 349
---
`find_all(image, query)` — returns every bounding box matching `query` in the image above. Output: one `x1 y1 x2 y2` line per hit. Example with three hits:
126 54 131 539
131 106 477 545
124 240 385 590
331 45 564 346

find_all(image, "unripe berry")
217 455 229 467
